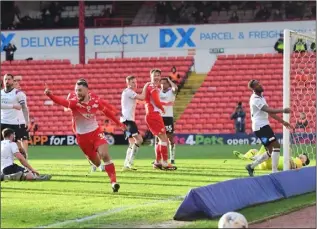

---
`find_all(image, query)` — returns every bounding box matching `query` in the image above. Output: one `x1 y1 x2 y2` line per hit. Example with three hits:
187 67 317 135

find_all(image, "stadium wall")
1 21 315 72
29 133 315 146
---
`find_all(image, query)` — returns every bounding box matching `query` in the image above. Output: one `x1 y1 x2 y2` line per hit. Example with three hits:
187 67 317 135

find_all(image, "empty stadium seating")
1 56 194 136
175 52 316 134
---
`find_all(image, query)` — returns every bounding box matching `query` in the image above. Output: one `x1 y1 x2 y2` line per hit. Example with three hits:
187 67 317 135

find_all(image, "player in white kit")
121 76 148 170
159 77 178 164
245 80 292 176
1 128 52 181
13 75 31 159
1 74 30 156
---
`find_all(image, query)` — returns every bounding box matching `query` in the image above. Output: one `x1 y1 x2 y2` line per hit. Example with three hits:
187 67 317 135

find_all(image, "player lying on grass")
233 145 310 171
1 128 52 181
44 80 125 192
64 79 119 173
246 79 292 176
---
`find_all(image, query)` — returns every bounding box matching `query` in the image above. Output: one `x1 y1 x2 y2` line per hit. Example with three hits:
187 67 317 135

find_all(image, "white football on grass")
218 212 248 228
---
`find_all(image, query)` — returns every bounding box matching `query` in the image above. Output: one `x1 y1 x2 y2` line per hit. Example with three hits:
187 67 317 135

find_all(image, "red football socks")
104 162 116 183
160 143 168 161
155 144 162 162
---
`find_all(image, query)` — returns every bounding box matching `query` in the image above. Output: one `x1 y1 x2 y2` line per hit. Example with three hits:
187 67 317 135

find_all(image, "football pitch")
1 145 316 228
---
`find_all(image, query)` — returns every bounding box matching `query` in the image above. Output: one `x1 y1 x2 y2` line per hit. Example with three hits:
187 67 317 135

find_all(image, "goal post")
283 29 316 171
283 29 291 171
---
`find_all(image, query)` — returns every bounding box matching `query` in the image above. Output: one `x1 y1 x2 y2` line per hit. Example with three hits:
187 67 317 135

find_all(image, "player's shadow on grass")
123 170 245 178
1 187 181 200
45 177 198 188
119 174 214 183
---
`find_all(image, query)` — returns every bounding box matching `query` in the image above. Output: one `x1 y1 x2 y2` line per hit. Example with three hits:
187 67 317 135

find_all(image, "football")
218 212 248 228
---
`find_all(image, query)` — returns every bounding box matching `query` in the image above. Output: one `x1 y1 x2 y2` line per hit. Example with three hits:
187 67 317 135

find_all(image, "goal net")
283 29 316 170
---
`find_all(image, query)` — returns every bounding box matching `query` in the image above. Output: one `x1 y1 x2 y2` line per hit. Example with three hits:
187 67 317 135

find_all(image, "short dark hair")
2 128 15 138
4 74 14 79
126 75 135 82
248 79 257 90
76 79 88 88
161 77 169 83
303 153 310 166
150 69 161 75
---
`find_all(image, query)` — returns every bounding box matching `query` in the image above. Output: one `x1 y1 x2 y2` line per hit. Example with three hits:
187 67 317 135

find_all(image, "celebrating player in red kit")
144 69 177 170
44 79 125 192
65 79 119 173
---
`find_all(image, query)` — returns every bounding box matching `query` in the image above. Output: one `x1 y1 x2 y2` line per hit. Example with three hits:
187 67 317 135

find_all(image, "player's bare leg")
167 133 176 164
268 141 280 173
97 144 120 192
16 140 28 160
151 136 158 165
21 140 29 159
154 133 177 170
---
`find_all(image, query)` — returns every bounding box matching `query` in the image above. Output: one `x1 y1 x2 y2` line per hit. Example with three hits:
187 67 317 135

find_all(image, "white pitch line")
35 196 184 228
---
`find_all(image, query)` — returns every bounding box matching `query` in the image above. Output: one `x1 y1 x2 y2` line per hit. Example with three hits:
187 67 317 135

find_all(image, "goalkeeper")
233 145 310 170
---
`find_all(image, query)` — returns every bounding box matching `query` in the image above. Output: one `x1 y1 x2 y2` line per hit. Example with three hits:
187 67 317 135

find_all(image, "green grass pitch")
1 145 315 228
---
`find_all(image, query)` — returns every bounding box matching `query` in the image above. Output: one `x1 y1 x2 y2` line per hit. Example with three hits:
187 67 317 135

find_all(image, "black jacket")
3 44 17 61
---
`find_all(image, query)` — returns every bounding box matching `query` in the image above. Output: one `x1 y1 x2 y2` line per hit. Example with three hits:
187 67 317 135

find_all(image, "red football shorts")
76 127 107 161
145 112 166 136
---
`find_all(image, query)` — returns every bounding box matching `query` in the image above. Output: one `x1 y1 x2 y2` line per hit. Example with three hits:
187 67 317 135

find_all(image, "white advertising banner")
1 20 315 60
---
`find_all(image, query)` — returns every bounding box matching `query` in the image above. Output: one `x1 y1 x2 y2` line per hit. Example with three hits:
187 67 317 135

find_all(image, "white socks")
124 144 140 167
129 143 139 166
251 152 269 169
170 144 175 160
271 148 280 173
124 146 132 167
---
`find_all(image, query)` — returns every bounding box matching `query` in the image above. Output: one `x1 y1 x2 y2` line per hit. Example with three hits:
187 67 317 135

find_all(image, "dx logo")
1 33 15 52
159 28 195 48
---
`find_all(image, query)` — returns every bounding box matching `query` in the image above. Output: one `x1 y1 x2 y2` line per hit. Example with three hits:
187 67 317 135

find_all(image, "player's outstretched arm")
261 105 290 114
134 82 151 101
269 113 294 129
44 84 75 109
47 93 74 108
100 99 118 114
99 103 125 130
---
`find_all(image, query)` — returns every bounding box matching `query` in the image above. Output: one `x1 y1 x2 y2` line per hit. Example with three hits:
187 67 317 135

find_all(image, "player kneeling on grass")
1 128 52 181
233 145 310 171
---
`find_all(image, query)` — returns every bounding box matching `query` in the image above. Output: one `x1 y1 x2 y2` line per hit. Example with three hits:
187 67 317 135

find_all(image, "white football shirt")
249 93 270 131
1 89 26 125
120 88 137 122
160 88 175 117
1 140 19 171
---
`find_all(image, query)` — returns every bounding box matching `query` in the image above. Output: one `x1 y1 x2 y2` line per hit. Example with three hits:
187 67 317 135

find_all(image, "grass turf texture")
1 145 315 228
